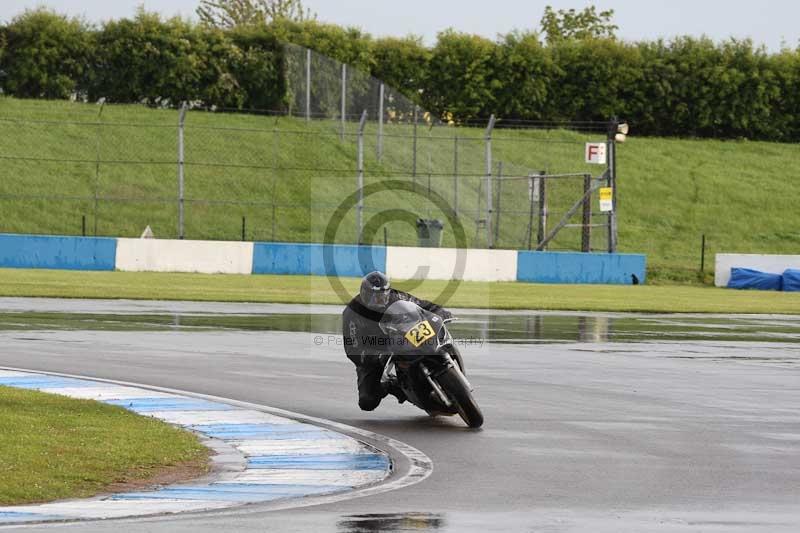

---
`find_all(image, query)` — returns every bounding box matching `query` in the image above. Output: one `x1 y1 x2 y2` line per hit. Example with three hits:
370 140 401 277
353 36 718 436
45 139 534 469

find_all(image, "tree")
196 0 315 28
539 5 618 45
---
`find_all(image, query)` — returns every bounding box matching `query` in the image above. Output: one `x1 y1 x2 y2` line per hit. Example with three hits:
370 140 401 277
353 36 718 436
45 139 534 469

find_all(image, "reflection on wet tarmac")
337 513 445 532
0 311 798 344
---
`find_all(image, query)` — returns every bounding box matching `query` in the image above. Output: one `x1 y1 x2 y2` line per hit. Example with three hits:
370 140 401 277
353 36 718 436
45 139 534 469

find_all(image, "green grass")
1 96 799 283
1 269 798 314
0 385 209 505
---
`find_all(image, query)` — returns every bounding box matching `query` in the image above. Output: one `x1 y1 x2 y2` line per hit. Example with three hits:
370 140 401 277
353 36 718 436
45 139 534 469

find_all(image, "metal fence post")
581 173 592 252
340 63 347 141
537 170 547 248
606 117 619 253
377 83 384 161
93 98 105 236
412 105 418 182
610 139 619 253
271 127 278 241
485 114 496 249
357 110 367 244
305 48 311 121
700 233 706 274
177 102 188 240
475 171 483 244
494 160 503 247
526 173 537 250
453 135 459 214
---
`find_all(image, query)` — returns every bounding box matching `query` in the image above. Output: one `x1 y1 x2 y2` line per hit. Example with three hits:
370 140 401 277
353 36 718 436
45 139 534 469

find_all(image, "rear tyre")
437 367 483 428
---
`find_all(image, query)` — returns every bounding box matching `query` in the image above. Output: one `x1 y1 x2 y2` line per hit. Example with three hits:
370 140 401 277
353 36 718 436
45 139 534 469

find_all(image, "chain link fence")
0 45 617 251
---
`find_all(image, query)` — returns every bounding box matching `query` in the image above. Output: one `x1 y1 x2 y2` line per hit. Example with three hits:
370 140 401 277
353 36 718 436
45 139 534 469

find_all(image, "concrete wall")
116 238 254 274
385 246 518 282
252 243 386 277
0 233 648 286
516 251 646 285
715 254 800 287
0 234 116 271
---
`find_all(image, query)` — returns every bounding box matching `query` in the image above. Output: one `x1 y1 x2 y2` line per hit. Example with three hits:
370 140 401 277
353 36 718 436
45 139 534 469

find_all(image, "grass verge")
0 385 209 505
0 268 798 314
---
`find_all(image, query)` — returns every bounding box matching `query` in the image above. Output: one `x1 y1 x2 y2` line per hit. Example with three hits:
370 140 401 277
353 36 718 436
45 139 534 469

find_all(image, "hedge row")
2 9 800 141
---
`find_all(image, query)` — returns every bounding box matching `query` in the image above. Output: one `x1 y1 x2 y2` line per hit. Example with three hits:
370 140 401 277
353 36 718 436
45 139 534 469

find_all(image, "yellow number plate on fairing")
404 320 436 347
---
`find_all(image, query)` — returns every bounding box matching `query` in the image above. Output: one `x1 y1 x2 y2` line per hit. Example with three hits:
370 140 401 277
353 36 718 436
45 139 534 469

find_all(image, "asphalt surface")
1 298 799 532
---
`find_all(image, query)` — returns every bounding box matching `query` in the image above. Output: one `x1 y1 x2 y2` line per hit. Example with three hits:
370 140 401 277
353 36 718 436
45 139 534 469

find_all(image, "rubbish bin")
416 218 444 247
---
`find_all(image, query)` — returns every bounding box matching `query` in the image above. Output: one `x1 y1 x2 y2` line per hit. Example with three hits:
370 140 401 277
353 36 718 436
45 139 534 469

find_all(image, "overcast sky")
2 1 798 52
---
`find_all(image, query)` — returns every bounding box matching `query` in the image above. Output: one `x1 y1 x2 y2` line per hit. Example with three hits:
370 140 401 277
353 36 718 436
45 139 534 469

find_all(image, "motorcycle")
378 300 483 428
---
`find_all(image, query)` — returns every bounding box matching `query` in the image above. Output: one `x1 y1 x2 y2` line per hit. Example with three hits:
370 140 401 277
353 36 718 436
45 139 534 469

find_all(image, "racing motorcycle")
378 300 483 428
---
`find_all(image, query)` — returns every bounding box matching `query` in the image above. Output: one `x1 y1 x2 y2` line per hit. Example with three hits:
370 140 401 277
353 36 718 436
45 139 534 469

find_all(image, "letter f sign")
585 143 606 164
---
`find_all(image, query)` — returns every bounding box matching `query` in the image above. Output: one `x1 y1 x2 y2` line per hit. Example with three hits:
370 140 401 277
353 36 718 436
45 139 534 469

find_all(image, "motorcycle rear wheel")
437 367 483 428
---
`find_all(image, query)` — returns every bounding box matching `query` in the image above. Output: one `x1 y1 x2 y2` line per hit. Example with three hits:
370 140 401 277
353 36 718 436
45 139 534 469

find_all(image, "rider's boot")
385 380 407 404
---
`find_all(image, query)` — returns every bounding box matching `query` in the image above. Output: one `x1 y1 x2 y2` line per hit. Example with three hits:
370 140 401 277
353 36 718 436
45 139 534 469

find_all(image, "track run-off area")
0 298 799 532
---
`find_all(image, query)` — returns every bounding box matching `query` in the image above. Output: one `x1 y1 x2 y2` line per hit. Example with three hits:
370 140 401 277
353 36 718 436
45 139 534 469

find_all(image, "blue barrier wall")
517 251 646 285
0 234 117 271
0 232 647 286
252 243 386 277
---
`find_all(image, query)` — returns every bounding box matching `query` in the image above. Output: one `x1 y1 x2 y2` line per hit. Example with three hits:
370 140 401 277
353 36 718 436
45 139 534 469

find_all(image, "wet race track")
1 298 799 532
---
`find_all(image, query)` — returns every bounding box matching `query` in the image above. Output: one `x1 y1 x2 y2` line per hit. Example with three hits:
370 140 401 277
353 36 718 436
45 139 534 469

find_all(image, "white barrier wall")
386 246 517 282
715 254 800 287
116 238 254 274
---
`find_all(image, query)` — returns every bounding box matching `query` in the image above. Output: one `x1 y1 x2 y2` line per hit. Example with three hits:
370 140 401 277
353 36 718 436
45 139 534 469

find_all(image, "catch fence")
0 45 621 252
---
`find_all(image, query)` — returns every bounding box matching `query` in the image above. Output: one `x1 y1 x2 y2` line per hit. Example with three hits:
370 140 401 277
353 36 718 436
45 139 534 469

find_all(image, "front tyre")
437 367 483 428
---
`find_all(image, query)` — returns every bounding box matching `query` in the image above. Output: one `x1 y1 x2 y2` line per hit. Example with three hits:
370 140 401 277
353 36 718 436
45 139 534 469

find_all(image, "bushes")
630 38 780 139
371 36 430 97
223 27 285 109
492 32 552 120
2 9 92 99
423 31 497 120
89 11 207 104
1 9 800 141
545 38 644 122
87 11 284 109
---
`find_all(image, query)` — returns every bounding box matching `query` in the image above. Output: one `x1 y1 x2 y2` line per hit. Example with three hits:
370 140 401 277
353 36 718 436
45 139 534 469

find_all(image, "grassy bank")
1 269 798 314
0 386 209 505
1 97 799 283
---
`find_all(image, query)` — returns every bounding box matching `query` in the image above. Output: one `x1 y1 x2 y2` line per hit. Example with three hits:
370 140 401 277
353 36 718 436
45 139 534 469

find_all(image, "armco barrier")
252 243 386 277
0 234 116 271
116 238 254 274
715 254 800 287
386 246 518 282
516 251 646 285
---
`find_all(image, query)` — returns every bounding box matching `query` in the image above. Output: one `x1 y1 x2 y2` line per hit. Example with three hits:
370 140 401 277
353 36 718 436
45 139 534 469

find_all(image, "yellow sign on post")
599 187 613 212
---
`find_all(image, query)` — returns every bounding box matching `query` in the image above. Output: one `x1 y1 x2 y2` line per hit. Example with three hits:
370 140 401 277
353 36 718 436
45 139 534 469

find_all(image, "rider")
342 271 453 411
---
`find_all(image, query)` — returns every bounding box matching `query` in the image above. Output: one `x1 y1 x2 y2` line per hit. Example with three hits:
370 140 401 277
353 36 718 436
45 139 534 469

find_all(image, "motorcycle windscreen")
380 301 442 353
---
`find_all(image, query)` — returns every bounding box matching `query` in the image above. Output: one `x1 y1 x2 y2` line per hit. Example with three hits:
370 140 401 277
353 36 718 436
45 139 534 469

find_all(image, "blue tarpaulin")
782 269 800 292
727 268 783 291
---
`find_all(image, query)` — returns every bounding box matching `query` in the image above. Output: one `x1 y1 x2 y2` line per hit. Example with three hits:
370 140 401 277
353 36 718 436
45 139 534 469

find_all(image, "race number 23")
405 320 436 347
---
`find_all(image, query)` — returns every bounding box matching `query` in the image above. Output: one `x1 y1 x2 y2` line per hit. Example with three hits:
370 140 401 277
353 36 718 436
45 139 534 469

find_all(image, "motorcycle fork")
433 350 475 392
419 361 453 408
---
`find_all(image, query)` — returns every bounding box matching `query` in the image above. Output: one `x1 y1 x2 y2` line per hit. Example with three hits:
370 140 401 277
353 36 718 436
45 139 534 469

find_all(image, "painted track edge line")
0 366 433 525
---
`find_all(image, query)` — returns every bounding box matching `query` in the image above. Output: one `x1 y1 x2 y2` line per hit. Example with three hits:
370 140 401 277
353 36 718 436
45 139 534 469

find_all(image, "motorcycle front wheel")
437 367 484 428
